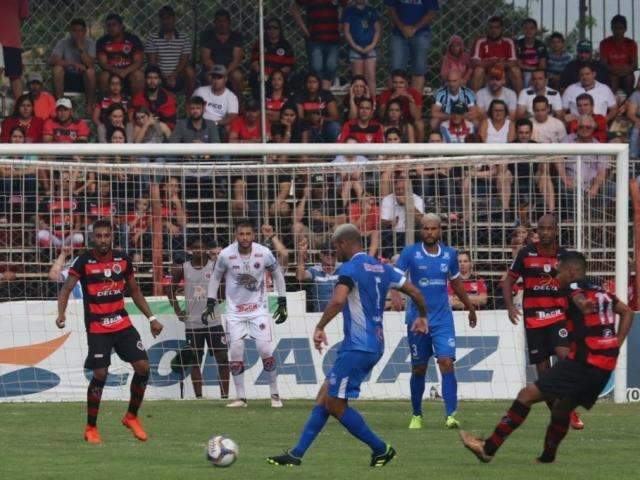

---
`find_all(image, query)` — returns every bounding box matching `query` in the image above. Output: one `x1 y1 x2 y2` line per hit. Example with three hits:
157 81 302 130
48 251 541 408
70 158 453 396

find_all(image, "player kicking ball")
56 219 164 444
393 214 477 429
460 251 634 463
203 220 288 408
268 224 428 467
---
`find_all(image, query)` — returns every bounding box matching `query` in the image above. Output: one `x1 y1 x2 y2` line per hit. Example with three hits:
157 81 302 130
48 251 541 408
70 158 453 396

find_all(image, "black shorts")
64 70 85 92
84 326 148 369
186 325 228 361
526 322 571 365
535 358 611 409
3 46 23 78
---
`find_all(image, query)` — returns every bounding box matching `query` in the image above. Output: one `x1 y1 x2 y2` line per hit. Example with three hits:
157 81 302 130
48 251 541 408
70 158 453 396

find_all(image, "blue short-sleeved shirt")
307 265 339 312
384 0 439 35
341 5 380 48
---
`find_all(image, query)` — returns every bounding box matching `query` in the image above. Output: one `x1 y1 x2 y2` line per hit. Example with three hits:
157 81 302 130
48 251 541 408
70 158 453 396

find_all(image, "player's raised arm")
313 283 350 353
126 275 163 338
56 274 79 329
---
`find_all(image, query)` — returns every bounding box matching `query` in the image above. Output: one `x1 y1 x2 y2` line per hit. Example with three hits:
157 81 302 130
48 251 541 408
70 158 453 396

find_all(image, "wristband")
148 315 158 322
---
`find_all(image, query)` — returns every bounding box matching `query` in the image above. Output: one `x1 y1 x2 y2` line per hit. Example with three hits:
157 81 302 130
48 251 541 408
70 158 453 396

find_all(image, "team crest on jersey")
112 263 122 275
205 272 212 279
254 262 261 269
603 328 613 338
544 264 552 273
236 273 259 292
104 269 112 278
415 251 423 259
440 263 449 273
123 44 132 54
276 48 285 56
259 323 266 330
443 251 450 260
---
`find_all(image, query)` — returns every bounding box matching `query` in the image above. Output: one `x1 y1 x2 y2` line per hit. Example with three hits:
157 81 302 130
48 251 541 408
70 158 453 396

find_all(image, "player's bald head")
332 223 362 245
538 214 558 229
537 214 558 246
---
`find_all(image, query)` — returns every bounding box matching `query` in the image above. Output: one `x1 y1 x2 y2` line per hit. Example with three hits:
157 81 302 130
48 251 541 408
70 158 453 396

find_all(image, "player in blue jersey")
393 213 478 429
268 224 428 468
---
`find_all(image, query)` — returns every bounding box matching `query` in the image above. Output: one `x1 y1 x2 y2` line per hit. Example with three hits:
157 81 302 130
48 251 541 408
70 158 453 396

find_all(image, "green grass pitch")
2 400 639 480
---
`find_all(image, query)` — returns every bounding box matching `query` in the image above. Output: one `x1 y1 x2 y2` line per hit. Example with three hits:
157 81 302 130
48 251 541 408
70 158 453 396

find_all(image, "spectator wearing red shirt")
1 94 44 143
265 70 288 123
566 93 608 144
92 73 133 127
43 98 90 143
229 98 267 143
96 13 145 95
250 18 294 97
338 97 383 143
131 66 177 130
377 69 425 141
471 15 522 93
448 251 488 310
37 171 84 249
599 15 638 96
516 18 547 88
0 0 29 100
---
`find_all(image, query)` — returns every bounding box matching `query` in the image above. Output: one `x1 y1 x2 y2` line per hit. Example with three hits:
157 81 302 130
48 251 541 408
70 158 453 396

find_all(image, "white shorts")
224 313 273 343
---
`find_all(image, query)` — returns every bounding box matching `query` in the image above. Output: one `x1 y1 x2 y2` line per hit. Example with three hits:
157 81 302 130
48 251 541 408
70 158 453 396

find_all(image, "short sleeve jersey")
96 32 144 69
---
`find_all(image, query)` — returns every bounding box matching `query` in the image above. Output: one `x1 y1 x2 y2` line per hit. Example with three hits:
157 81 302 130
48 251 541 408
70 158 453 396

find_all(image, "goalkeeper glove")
273 296 288 324
201 298 217 326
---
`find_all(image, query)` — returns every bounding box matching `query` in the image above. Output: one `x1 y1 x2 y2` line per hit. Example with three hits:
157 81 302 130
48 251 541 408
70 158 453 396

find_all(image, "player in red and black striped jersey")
56 219 163 445
461 251 634 464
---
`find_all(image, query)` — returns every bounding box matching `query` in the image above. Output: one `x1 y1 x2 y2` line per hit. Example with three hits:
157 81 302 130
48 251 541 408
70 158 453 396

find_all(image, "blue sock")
290 405 329 458
442 371 458 416
410 373 426 416
339 407 386 455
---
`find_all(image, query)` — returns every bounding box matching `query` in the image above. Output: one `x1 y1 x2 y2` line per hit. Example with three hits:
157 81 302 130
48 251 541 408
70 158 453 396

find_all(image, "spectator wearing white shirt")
380 176 424 258
516 69 563 119
531 96 566 143
562 64 617 121
191 64 238 137
475 64 517 120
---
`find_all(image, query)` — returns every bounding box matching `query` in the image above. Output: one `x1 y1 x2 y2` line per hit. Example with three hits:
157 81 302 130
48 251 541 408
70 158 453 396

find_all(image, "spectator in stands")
107 126 127 143
562 64 618 122
332 136 370 205
0 0 28 101
448 251 488 310
296 237 339 312
342 0 381 97
0 125 38 221
531 95 566 143
97 103 133 143
475 65 518 121
382 99 415 143
126 196 151 261
516 69 563 119
131 66 177 130
348 191 380 256
546 32 572 91
200 9 245 94
86 175 124 237
440 35 472 85
261 224 290 269
566 93 609 143
599 15 637 96
96 13 145 95
296 72 341 143
192 65 239 136
386 0 439 95
278 103 306 143
431 68 479 131
344 75 373 120
378 69 425 141
608 88 632 143
291 0 346 91
161 177 187 253
265 70 289 123
338 97 383 143
479 99 515 143
92 73 132 127
170 96 220 144
27 73 56 121
559 40 610 90
42 98 90 143
380 175 424 258
440 101 475 143
146 5 196 97
37 171 84 250
626 80 640 156
250 18 294 98
516 18 547 88
133 106 171 143
229 98 267 143
50 18 97 111
0 95 43 143
471 15 522 92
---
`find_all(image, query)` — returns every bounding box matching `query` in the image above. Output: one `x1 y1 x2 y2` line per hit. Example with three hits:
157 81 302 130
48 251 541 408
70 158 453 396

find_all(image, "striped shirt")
145 30 191 76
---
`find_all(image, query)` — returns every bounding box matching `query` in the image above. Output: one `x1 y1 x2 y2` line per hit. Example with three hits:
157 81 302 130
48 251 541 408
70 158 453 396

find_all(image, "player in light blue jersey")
393 214 477 429
268 224 428 468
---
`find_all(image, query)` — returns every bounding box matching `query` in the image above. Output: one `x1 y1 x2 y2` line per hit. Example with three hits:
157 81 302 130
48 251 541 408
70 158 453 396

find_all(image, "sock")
484 400 531 456
87 377 106 427
538 414 570 462
290 405 330 458
442 371 458 416
262 356 278 397
410 373 426 416
127 373 148 416
230 361 246 399
339 407 386 456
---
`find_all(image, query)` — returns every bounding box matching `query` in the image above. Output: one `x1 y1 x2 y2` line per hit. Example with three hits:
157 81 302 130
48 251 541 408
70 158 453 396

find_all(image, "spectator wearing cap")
440 35 472 85
131 66 177 130
440 101 475 143
295 72 341 143
377 69 425 141
0 0 29 101
559 39 610 90
96 13 145 95
169 96 220 144
431 68 479 130
296 237 339 312
448 251 488 310
192 64 239 136
0 94 44 143
546 32 572 91
515 18 547 88
50 18 97 111
531 95 566 143
228 98 268 143
516 69 563 120
599 15 638 96
250 18 294 98
199 9 245 94
27 73 57 121
145 5 196 97
470 16 522 92
338 97 383 143
380 175 424 258
566 93 608 143
475 64 517 120
562 63 617 122
42 98 90 143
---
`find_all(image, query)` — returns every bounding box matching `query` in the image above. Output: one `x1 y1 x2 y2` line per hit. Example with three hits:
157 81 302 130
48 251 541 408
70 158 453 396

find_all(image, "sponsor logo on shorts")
558 328 568 338
530 349 539 354
94 353 104 358
136 340 145 351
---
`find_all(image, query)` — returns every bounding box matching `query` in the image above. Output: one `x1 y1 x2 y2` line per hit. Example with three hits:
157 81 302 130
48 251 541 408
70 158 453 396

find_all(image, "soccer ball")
206 435 239 467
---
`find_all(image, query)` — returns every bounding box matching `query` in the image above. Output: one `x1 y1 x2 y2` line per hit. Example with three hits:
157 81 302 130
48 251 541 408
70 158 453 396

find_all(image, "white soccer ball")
206 435 239 467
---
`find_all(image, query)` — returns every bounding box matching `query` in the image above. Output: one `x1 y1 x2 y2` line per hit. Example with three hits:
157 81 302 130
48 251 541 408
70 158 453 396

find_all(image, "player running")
502 214 583 429
267 224 428 467
56 219 164 444
461 251 634 463
203 220 288 408
166 238 230 399
392 213 477 429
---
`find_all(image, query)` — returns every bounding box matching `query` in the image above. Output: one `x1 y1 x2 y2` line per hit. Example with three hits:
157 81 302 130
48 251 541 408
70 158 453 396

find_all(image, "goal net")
0 143 629 403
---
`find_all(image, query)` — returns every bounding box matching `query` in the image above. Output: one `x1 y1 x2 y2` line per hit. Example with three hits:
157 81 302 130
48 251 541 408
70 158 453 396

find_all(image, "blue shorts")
327 350 382 399
349 48 377 61
407 322 456 366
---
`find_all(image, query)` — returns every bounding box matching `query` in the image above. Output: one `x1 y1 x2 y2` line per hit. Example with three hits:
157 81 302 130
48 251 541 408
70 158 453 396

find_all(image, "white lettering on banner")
0 295 526 402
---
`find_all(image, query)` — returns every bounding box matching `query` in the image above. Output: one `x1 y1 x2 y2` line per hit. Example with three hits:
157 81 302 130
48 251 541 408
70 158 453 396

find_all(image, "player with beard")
131 65 177 129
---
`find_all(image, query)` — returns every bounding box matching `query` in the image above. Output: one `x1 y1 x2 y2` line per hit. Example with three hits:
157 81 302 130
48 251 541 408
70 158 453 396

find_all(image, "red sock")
484 400 531 456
